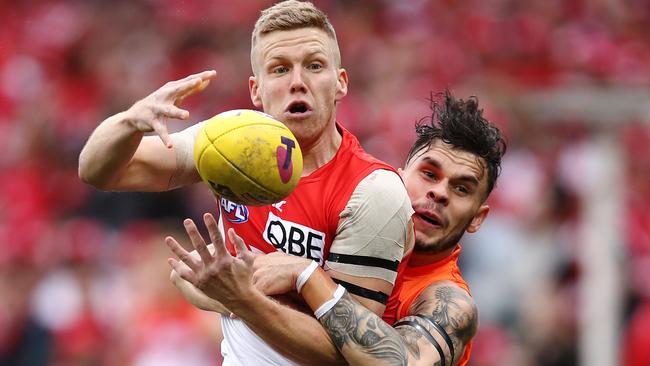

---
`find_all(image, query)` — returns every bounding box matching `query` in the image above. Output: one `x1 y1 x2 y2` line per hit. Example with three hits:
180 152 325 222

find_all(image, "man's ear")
335 68 348 102
249 76 262 108
466 205 489 233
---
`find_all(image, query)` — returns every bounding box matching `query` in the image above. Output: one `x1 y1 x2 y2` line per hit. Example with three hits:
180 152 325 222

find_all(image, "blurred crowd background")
1 0 649 365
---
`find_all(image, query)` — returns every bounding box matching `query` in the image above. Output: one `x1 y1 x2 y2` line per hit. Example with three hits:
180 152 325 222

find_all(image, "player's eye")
422 170 435 179
273 66 289 74
454 185 469 195
307 63 323 70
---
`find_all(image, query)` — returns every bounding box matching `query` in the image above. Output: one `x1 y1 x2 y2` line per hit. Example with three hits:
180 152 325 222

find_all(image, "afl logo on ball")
277 136 296 184
219 197 249 224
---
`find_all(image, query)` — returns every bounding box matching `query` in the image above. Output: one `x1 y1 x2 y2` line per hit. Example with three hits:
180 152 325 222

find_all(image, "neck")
300 123 342 176
408 244 457 267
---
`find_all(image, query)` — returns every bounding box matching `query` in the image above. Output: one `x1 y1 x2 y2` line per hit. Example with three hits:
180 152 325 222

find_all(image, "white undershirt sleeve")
168 121 205 188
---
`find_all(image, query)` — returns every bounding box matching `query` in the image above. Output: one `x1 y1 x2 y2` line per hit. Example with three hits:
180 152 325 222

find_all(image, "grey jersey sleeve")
325 169 414 284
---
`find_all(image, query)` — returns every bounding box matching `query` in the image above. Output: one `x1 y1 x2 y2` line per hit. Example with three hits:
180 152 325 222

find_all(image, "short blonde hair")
251 0 341 71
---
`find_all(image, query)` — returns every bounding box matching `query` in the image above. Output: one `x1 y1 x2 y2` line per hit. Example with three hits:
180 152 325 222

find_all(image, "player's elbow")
78 161 96 187
78 152 115 190
78 152 96 186
450 292 479 343
78 164 104 190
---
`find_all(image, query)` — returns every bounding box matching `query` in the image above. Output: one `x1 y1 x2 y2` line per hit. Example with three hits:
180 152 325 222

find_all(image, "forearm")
320 292 409 365
232 291 346 366
302 268 409 365
78 111 144 189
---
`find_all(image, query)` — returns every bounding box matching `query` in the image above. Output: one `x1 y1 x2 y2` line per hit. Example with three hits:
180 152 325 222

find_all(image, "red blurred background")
1 1 649 365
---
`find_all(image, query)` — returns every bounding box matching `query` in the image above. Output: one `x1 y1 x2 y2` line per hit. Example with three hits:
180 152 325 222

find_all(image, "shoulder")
344 169 413 236
338 169 412 238
337 124 395 175
349 169 410 213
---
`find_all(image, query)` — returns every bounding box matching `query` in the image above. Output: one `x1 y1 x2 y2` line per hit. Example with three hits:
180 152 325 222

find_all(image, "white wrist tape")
296 260 319 293
314 285 346 319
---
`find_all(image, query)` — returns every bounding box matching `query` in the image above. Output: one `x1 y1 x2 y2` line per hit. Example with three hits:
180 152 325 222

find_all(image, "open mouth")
417 213 442 227
285 101 312 118
289 102 308 113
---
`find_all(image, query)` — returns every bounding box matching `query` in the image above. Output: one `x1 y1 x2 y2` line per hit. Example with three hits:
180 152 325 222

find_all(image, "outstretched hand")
126 70 217 148
165 212 257 308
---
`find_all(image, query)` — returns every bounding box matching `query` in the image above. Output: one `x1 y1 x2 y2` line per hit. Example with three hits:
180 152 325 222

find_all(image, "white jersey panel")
220 317 299 366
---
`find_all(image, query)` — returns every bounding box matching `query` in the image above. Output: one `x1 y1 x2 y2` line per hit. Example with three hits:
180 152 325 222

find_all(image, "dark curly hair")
405 90 507 196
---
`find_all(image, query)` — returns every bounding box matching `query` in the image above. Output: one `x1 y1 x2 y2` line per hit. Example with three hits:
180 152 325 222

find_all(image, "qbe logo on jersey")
219 197 249 223
263 212 325 265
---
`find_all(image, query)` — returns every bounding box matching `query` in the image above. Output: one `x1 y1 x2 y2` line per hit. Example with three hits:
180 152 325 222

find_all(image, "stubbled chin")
414 226 438 243
413 239 441 253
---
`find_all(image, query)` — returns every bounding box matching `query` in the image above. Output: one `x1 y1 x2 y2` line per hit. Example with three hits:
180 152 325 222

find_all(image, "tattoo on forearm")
320 292 408 365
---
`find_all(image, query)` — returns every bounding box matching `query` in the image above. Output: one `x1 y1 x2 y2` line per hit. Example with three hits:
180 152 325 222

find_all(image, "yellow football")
194 109 302 206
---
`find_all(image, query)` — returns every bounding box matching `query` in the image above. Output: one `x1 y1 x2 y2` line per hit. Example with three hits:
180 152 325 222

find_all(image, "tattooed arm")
319 291 409 365
308 276 477 366
395 281 478 365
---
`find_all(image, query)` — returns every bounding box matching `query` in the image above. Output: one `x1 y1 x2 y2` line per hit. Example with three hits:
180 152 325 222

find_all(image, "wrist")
114 109 148 135
300 268 339 312
295 260 318 293
116 109 137 127
314 285 346 319
223 286 266 316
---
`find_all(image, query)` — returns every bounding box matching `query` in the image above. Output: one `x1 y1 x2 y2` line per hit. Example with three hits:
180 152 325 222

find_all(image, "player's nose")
289 69 307 93
426 181 449 206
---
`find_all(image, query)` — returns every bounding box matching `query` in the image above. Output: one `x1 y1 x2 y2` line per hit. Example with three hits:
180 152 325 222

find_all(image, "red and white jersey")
219 123 395 265
217 124 411 365
174 121 412 365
